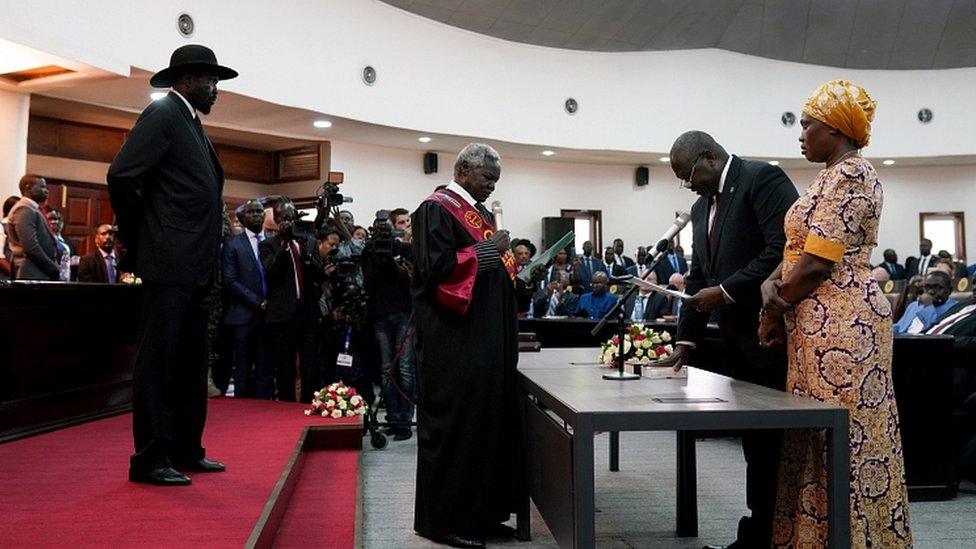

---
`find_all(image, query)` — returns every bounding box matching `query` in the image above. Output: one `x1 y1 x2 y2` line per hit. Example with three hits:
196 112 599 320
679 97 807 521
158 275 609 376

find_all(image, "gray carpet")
360 430 976 548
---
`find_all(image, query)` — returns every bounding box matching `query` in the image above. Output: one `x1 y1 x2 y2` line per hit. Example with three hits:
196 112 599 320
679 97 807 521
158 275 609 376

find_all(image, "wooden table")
518 348 851 549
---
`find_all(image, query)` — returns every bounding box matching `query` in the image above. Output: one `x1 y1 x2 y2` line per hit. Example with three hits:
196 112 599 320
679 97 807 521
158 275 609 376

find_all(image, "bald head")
670 131 726 160
670 131 729 196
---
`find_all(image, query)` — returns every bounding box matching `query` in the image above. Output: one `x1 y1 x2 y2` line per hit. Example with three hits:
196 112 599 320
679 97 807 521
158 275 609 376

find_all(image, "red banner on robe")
425 188 518 315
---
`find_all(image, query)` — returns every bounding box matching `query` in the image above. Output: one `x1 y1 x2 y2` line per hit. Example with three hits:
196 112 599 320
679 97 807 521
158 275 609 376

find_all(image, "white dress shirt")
446 181 478 207
170 89 197 119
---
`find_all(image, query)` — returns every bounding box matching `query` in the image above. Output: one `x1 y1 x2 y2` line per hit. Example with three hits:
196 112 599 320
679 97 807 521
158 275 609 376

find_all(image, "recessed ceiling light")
541 150 555 156
659 156 670 162
768 160 780 166
418 136 431 143
883 159 895 166
313 120 332 128
150 92 167 101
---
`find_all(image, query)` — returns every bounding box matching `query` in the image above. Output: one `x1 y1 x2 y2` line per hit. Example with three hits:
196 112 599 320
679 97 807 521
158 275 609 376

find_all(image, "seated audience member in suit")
667 272 686 317
871 266 890 283
260 200 320 402
221 199 272 398
878 248 905 280
78 224 119 283
532 278 578 318
893 271 957 333
608 238 635 276
936 250 969 280
634 246 652 278
654 241 689 282
571 240 605 293
905 238 934 279
577 271 619 319
46 208 77 259
7 175 59 281
623 272 669 322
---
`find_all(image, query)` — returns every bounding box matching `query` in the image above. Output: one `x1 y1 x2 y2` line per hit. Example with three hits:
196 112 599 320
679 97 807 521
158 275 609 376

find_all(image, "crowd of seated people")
514 236 689 322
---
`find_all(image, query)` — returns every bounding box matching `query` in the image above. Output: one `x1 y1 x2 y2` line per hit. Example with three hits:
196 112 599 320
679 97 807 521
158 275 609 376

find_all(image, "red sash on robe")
424 188 518 315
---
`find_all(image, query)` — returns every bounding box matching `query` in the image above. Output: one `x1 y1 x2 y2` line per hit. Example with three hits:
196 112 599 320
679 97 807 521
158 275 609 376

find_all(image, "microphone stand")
595 247 671 380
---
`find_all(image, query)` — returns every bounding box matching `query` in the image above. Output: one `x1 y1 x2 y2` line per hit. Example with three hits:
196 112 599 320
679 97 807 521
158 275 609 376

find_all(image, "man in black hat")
108 44 237 486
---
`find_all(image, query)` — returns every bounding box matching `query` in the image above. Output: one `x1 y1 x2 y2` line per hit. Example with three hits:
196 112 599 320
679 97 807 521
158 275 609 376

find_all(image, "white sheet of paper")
628 276 692 300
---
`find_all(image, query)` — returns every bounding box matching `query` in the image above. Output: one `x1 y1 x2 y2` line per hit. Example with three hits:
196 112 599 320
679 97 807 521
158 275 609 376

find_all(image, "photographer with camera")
259 199 323 402
362 209 415 441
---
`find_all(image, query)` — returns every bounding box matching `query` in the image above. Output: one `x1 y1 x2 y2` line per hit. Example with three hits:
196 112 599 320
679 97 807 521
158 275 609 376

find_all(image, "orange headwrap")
803 80 877 148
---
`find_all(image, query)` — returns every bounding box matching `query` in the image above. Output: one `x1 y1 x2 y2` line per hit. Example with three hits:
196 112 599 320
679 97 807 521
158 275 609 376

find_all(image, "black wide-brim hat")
150 44 238 88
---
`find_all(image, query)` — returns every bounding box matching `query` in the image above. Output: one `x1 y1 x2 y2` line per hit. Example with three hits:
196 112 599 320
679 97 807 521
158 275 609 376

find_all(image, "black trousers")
721 318 787 547
266 309 319 403
226 316 271 399
130 282 211 473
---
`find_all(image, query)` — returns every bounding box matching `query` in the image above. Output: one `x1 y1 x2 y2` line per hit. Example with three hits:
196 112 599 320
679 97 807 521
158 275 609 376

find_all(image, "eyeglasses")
679 152 706 189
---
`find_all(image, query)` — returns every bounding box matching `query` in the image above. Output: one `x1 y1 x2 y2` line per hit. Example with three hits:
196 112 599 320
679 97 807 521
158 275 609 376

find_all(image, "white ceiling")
32 71 976 170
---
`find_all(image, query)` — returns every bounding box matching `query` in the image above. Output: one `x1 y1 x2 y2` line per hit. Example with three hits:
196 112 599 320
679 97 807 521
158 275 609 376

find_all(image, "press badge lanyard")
337 327 354 368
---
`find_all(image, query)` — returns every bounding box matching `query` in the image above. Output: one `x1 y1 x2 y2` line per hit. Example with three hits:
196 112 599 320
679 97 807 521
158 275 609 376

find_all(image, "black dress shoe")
393 429 413 441
129 467 191 486
420 532 485 548
177 458 226 472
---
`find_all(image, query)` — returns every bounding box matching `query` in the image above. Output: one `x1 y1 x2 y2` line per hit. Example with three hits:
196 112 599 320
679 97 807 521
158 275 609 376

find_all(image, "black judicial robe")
411 199 524 537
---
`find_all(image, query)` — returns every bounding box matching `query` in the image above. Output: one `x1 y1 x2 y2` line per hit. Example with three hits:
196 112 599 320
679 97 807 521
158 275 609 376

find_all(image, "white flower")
346 410 355 417
623 340 632 354
321 410 329 417
331 409 342 418
640 356 650 364
313 391 321 398
640 339 651 349
651 335 661 345
339 401 348 410
356 407 367 415
350 395 362 405
635 348 644 358
325 399 335 408
661 332 672 342
304 409 312 416
664 344 673 353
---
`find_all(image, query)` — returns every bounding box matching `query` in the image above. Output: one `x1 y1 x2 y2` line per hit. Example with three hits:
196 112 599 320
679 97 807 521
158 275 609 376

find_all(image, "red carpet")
274 449 361 547
0 398 359 547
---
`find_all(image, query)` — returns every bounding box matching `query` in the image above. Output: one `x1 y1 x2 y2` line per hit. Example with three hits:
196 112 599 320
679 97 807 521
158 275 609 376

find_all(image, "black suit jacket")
677 156 799 362
77 250 117 283
107 92 224 286
879 261 906 280
259 234 323 324
654 252 688 283
221 232 266 325
623 292 669 322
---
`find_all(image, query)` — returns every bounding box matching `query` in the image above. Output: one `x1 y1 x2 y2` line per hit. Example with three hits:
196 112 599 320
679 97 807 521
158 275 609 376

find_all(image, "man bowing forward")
412 144 524 548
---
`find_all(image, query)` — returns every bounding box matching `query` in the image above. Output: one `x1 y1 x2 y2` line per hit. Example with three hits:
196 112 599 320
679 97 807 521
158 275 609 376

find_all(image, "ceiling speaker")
781 112 796 127
918 108 933 124
423 152 438 174
362 65 377 86
635 166 649 187
565 98 578 115
176 13 194 37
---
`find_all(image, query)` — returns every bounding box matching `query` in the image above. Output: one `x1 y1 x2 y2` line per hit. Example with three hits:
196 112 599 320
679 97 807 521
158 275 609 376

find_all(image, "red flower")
612 335 620 346
655 346 667 356
635 333 646 341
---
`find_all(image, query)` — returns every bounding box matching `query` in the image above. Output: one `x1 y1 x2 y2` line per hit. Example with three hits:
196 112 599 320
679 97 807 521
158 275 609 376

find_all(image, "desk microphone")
648 211 691 262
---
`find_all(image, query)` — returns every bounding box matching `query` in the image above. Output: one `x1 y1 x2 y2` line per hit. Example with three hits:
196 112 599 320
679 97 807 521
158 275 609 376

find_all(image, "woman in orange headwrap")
759 80 912 548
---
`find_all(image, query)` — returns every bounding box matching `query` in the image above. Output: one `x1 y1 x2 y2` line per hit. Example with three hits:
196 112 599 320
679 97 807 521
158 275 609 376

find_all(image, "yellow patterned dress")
772 157 912 548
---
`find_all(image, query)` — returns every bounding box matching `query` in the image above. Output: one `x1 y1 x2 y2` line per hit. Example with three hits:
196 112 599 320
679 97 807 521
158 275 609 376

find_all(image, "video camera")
368 209 405 258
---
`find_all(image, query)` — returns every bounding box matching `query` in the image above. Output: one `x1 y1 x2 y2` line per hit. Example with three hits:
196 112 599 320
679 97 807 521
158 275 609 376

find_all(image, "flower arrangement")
599 324 674 367
304 381 368 418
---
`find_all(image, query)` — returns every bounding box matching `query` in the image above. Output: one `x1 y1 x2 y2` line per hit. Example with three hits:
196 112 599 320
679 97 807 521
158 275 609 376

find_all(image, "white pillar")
0 89 30 201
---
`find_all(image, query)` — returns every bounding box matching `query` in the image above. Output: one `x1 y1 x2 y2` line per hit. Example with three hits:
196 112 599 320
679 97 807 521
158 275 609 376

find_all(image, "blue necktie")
254 234 267 297
105 254 116 283
671 254 679 272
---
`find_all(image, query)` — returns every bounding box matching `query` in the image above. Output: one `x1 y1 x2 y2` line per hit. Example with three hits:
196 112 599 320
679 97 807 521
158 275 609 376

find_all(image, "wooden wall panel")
214 144 274 184
277 146 320 182
28 116 126 164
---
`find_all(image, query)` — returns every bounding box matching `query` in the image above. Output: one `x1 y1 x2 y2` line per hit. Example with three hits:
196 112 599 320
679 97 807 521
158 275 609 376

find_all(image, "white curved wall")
2 0 975 158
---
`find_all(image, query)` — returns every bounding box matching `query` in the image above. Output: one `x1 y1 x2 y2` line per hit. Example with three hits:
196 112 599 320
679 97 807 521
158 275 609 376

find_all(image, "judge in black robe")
412 144 524 548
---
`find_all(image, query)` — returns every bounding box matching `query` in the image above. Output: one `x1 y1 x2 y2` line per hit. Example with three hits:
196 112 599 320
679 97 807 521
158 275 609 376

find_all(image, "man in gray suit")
7 175 58 281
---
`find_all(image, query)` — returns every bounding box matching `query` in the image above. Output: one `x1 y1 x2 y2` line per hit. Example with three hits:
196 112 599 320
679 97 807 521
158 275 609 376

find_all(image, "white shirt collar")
446 181 478 207
98 247 115 260
717 155 732 195
245 227 264 240
170 90 197 119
